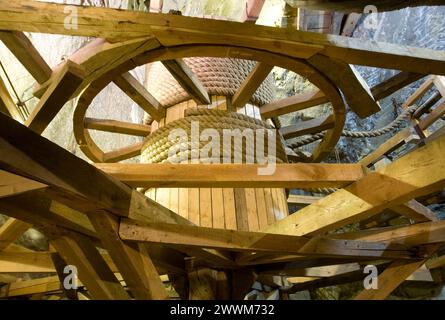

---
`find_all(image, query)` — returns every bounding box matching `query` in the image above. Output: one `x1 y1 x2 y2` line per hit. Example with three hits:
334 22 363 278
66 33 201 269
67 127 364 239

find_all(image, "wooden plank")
279 114 335 139
211 188 225 229
0 76 23 122
245 188 259 231
371 72 425 101
0 275 62 298
255 188 269 230
391 200 438 222
223 188 237 230
102 141 144 163
119 219 413 259
264 134 445 237
88 212 168 300
0 31 51 84
188 188 200 225
162 59 210 105
95 163 364 189
114 72 165 121
2 2 445 75
358 127 416 167
234 188 249 231
0 218 31 251
51 232 130 300
199 188 212 227
260 90 329 119
232 62 273 108
84 118 151 136
25 60 85 134
308 55 380 118
418 100 445 131
287 194 323 206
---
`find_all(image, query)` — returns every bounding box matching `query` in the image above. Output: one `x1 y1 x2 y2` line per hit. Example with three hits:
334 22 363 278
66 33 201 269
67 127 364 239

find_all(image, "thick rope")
142 109 288 164
287 104 418 150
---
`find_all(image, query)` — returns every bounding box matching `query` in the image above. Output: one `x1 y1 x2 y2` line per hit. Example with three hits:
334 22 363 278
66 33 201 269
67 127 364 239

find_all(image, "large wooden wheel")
74 45 346 163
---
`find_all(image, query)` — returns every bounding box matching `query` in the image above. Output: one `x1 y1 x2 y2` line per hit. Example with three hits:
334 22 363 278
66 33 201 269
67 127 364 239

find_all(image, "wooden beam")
113 72 165 121
0 31 51 84
0 275 62 298
264 134 445 237
120 219 414 260
2 2 445 75
371 72 425 101
0 169 47 199
418 99 445 131
280 114 335 139
232 62 273 108
260 90 329 119
354 259 429 300
0 218 31 251
391 200 438 223
88 212 168 300
102 141 144 163
51 232 130 300
0 76 23 122
308 55 380 118
25 60 85 134
95 163 365 189
162 59 210 105
84 118 151 136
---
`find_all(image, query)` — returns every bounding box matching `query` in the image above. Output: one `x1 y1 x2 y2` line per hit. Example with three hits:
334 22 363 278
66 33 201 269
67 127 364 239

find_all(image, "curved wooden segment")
280 114 335 139
308 55 380 118
114 72 165 121
84 118 151 136
232 62 273 108
260 90 329 119
162 59 210 105
74 45 346 163
0 31 52 84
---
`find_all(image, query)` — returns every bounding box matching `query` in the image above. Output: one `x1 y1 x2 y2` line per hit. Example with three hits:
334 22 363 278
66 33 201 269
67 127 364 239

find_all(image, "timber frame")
0 1 445 300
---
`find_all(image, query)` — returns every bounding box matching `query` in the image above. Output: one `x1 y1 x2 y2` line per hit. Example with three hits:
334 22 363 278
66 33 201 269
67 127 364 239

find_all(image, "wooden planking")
0 218 31 251
188 188 200 225
308 55 380 118
26 60 85 134
245 188 259 231
234 188 249 231
0 76 23 122
120 219 413 260
84 118 151 136
162 59 210 105
88 212 168 300
280 114 335 140
114 72 165 121
2 2 445 76
260 90 329 119
255 188 269 230
0 275 62 298
51 232 130 300
223 188 237 230
265 134 445 237
232 62 273 108
0 31 52 84
199 188 212 228
211 188 225 229
371 72 425 101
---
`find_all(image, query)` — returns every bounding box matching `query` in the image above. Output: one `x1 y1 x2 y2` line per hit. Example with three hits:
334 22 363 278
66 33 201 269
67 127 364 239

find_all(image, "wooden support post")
51 231 130 300
0 76 23 122
26 60 85 134
0 218 31 251
232 62 273 108
162 59 210 105
0 31 52 84
88 211 168 300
